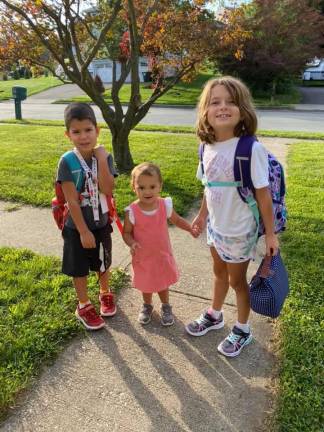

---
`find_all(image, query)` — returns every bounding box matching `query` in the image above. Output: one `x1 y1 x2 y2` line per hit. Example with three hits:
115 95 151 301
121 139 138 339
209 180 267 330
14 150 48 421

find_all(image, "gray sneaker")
138 303 153 325
161 303 174 326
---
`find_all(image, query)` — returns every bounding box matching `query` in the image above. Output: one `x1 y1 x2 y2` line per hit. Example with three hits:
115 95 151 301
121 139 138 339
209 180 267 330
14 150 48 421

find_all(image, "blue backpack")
199 135 287 239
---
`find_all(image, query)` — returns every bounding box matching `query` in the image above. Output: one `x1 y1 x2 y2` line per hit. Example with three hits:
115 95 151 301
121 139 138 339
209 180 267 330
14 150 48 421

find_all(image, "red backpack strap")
106 195 123 234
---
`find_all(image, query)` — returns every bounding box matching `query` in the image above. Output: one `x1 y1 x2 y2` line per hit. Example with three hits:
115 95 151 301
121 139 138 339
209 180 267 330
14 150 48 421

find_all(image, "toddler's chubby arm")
255 186 279 256
169 210 199 238
61 181 96 249
123 211 141 255
191 194 208 236
94 145 114 196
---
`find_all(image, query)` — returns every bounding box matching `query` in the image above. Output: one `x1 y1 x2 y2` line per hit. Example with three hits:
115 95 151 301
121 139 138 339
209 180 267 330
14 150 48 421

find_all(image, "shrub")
94 74 105 93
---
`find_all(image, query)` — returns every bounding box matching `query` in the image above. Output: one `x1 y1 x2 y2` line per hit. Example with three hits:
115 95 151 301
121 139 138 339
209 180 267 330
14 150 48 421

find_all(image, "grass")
1 119 324 141
0 124 201 215
55 72 214 106
52 71 301 107
0 77 63 101
276 141 324 431
0 247 129 420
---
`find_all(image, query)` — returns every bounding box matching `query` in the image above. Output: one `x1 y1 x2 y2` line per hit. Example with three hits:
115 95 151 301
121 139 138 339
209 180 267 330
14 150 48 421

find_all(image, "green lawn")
0 77 63 101
277 141 324 431
53 71 300 107
0 124 201 215
2 119 324 141
0 247 128 420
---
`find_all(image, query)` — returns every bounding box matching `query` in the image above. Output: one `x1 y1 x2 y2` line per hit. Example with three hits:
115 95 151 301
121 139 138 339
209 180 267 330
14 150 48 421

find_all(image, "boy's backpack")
199 135 287 238
51 150 122 233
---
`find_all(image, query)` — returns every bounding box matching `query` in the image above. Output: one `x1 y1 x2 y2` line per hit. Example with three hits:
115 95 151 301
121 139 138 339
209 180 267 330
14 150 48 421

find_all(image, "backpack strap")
198 143 205 176
62 151 84 192
233 135 256 197
198 142 241 188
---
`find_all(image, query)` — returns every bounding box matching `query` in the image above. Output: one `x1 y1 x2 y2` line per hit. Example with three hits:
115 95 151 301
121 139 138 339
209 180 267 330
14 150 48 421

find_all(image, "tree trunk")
112 132 134 173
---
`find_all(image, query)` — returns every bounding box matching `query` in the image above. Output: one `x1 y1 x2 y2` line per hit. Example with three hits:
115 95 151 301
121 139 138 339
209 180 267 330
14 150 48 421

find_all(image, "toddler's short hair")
131 162 162 187
196 76 257 143
64 102 97 130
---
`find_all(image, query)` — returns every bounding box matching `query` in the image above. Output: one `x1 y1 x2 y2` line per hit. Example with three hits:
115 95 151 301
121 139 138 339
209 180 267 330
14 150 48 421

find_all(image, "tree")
0 0 217 171
212 0 324 95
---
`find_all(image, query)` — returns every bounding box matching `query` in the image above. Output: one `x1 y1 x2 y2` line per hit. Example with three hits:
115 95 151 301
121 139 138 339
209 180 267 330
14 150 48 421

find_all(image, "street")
0 100 323 132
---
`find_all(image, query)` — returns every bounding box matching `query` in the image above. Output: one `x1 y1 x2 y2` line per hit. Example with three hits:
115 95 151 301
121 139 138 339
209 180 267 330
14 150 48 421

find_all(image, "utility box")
12 86 27 101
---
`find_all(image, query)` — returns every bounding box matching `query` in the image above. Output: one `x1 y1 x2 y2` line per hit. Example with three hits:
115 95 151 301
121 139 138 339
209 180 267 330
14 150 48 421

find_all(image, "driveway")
26 84 89 103
298 86 324 104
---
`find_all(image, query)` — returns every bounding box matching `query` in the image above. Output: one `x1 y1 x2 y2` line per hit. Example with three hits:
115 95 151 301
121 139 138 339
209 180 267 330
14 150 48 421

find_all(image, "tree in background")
0 0 217 171
213 0 324 97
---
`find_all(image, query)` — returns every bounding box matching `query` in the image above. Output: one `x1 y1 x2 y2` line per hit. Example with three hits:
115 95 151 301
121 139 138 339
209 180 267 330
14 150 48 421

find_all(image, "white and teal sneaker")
217 326 253 357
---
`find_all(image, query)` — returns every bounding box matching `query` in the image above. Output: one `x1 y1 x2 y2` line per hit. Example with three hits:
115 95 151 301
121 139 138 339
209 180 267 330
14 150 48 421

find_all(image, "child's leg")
73 276 89 304
142 292 153 304
217 260 252 357
185 247 227 336
138 292 153 325
97 270 110 294
210 246 229 311
157 289 169 304
158 289 174 326
227 261 250 324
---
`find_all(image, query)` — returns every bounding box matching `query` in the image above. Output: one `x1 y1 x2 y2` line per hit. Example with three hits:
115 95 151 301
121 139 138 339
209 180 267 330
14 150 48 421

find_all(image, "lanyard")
73 149 100 223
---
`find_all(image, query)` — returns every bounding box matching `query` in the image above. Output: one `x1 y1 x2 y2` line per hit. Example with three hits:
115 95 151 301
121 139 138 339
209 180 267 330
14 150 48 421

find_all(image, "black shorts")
62 224 113 277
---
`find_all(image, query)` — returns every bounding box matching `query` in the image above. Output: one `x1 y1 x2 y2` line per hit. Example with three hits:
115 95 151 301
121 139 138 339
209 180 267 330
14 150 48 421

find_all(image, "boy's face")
65 119 99 158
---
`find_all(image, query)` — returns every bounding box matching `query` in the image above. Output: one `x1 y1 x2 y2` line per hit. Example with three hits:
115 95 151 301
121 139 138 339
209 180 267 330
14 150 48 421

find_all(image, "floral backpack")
199 135 287 239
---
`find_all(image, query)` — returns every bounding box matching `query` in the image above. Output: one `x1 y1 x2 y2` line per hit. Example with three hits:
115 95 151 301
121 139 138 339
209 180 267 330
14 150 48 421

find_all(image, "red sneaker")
75 304 105 330
99 292 117 317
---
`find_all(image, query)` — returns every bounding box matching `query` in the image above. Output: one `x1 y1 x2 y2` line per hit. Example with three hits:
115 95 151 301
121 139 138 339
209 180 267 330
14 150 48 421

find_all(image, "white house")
88 57 150 84
303 58 324 81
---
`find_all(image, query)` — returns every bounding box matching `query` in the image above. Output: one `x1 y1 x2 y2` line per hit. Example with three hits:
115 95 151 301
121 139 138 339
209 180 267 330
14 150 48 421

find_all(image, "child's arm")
94 146 114 195
123 211 140 254
61 181 96 248
169 210 199 238
191 194 208 236
255 187 279 256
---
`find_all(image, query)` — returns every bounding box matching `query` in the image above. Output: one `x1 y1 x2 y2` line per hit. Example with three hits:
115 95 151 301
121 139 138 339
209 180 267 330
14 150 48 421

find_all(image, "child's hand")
130 241 141 255
190 226 200 238
191 215 206 236
94 145 109 161
265 233 279 256
80 230 96 249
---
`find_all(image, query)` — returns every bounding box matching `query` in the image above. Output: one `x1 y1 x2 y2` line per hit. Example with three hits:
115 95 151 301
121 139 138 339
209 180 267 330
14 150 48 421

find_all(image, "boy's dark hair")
64 102 97 130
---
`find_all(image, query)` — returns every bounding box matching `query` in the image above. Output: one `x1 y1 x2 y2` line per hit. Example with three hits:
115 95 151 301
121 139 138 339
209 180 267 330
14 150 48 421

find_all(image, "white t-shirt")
197 137 269 236
125 197 173 225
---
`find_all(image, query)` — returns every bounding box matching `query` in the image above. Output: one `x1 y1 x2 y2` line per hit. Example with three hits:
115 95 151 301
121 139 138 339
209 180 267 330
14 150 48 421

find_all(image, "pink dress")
130 198 179 293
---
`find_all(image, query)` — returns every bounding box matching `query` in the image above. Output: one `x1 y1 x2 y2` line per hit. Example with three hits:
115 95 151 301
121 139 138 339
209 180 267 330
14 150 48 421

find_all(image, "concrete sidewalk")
0 137 291 432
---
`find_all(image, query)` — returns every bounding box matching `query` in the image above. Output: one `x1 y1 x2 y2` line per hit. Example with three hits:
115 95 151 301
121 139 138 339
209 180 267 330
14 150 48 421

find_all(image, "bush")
13 70 20 80
94 74 105 94
2 73 8 81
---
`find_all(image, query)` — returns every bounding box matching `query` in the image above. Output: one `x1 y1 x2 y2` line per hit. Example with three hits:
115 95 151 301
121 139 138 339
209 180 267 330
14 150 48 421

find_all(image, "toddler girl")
123 162 197 325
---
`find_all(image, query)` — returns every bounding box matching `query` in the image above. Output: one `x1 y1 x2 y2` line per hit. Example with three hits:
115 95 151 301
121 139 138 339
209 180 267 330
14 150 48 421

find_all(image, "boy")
57 102 117 330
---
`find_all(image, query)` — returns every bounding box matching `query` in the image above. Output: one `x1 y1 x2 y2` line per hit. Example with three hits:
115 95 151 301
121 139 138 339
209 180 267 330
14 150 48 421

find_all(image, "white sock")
79 300 91 309
208 308 222 319
235 321 250 334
